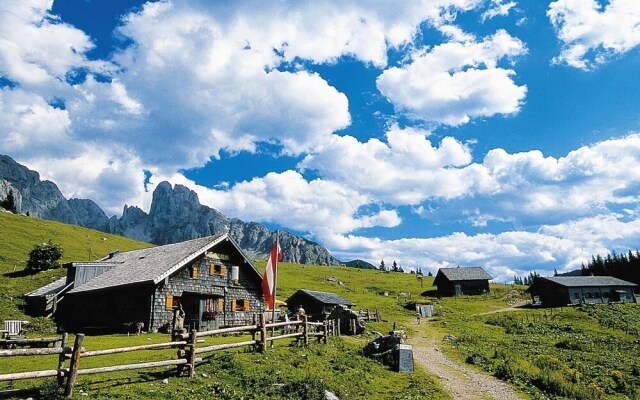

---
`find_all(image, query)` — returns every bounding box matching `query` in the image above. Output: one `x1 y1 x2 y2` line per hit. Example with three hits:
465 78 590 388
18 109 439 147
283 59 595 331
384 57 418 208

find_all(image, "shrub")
25 240 63 273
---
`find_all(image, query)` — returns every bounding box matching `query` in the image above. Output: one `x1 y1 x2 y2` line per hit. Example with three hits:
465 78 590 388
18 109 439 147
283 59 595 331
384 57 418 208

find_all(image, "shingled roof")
534 276 637 288
435 267 492 282
68 233 260 293
290 289 354 306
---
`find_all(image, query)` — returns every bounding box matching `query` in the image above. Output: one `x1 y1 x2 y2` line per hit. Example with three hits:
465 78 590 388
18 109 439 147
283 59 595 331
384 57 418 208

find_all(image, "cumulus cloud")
321 228 597 282
481 0 517 22
548 0 640 69
298 126 480 204
421 134 640 228
377 29 527 125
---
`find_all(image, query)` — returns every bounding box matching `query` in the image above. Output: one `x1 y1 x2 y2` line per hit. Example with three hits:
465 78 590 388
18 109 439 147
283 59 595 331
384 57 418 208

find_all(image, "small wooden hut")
286 289 354 320
525 276 637 307
433 267 492 296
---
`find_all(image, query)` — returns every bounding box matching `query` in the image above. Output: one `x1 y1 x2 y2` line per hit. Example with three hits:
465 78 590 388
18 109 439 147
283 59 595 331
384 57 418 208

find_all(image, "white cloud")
377 29 527 125
481 0 517 22
417 134 640 228
548 0 640 69
298 126 479 205
321 228 596 282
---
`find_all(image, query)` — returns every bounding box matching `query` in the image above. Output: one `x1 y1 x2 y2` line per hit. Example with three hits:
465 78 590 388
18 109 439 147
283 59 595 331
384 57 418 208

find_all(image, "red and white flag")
262 239 283 310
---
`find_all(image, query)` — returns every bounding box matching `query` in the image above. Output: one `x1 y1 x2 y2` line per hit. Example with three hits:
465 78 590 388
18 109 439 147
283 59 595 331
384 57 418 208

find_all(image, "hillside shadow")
420 289 439 297
3 269 33 278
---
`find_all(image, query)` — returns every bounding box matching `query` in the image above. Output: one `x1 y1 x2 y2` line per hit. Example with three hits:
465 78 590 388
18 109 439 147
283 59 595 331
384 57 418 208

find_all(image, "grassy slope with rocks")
0 213 447 399
2 212 639 399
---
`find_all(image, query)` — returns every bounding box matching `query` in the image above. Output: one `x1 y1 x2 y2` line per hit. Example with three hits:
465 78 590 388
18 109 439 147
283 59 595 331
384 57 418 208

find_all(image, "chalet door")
454 285 462 296
180 294 201 332
200 297 220 331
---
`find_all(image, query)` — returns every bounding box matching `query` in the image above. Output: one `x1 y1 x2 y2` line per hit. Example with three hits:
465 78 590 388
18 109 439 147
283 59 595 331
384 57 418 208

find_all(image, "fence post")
187 330 197 378
64 333 84 399
251 313 258 351
336 319 340 337
303 315 309 346
57 333 68 387
259 313 267 352
323 320 328 344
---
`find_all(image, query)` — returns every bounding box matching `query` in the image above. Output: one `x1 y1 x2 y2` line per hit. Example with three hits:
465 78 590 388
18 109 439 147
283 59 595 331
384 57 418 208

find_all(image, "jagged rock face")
67 198 111 232
0 155 74 222
0 154 340 265
0 179 22 212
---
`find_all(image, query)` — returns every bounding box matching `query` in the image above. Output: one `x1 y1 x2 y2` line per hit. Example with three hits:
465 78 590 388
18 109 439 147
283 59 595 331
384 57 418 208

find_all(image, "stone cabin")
286 289 354 320
36 233 264 333
525 276 637 307
433 267 492 296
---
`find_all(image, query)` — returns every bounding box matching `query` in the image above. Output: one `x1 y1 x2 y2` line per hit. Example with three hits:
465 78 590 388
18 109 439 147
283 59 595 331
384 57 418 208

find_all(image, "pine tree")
379 260 386 272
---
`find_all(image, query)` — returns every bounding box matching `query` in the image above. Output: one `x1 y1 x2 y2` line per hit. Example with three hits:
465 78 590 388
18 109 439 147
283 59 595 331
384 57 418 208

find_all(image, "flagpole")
270 230 279 347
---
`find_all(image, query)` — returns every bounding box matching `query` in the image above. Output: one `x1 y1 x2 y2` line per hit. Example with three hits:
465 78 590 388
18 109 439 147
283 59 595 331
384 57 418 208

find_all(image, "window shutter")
165 294 173 310
209 264 215 275
220 265 226 275
191 266 198 279
218 298 224 312
231 299 237 311
243 300 250 311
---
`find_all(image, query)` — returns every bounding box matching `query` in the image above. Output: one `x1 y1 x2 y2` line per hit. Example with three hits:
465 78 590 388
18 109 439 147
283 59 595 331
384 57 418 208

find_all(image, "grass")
0 213 450 399
0 212 151 328
427 287 640 400
3 212 639 399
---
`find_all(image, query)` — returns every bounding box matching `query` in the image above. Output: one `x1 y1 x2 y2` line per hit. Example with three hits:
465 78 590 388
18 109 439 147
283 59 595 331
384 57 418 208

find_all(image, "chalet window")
209 263 225 276
573 293 580 299
191 266 198 279
232 299 250 312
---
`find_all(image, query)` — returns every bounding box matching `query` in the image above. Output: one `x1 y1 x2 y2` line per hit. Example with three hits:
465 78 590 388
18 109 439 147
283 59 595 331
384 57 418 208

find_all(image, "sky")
2 0 640 282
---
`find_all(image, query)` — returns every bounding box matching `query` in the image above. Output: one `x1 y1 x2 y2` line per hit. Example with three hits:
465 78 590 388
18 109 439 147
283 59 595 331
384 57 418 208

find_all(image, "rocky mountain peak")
0 154 340 266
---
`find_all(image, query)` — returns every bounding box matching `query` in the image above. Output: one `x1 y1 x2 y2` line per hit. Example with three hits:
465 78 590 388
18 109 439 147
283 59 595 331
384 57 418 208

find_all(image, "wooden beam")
0 369 59 382
81 341 187 357
195 340 257 354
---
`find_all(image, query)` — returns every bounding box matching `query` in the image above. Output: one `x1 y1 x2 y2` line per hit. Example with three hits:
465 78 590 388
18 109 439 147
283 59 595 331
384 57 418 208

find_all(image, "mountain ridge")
0 154 339 265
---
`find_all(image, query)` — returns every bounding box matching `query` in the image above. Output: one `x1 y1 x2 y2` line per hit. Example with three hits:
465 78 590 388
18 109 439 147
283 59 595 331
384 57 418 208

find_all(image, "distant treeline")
581 250 640 287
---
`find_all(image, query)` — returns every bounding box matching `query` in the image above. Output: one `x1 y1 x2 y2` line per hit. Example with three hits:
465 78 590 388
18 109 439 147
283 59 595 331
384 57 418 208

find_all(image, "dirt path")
409 332 525 400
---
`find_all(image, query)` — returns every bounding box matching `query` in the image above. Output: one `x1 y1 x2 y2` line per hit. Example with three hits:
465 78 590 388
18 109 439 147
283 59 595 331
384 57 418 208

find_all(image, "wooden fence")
358 308 381 322
0 314 331 399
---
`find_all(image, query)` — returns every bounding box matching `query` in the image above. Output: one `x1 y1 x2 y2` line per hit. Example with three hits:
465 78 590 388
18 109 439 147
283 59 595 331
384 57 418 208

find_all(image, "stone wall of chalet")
150 254 263 332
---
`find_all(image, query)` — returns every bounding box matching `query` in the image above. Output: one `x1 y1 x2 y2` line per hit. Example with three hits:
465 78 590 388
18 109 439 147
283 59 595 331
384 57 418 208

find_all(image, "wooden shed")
525 276 637 307
286 289 354 320
38 233 264 333
433 267 492 296
23 277 68 317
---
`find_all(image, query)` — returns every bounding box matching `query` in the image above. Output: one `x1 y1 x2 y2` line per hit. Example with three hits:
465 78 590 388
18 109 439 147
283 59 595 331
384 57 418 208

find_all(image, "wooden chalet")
29 233 264 333
525 276 637 307
286 289 354 319
433 267 492 296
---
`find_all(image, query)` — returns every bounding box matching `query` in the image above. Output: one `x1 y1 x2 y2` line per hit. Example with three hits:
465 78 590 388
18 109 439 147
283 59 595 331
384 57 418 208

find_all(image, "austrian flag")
262 239 283 309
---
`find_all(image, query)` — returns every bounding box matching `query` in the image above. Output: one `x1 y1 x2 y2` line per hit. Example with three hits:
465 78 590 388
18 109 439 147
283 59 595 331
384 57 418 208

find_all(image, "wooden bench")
2 320 29 339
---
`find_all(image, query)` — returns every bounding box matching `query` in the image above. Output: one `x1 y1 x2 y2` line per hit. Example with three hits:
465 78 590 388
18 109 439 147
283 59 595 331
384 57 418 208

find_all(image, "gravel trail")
409 335 525 400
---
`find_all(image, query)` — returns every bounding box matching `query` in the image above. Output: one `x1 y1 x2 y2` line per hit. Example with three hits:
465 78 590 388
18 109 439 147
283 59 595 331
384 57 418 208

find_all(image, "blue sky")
2 0 640 281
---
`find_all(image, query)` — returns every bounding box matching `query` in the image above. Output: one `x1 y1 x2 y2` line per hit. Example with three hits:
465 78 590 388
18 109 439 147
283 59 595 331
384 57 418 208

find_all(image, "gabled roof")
533 276 637 288
434 267 492 284
68 233 260 293
24 277 67 297
288 289 354 306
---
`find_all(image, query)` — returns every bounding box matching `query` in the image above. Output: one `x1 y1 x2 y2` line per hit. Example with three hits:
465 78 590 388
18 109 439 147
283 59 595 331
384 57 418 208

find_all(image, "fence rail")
0 314 334 399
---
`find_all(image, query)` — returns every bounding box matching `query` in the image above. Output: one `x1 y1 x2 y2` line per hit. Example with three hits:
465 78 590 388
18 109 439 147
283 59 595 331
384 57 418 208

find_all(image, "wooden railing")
0 314 332 399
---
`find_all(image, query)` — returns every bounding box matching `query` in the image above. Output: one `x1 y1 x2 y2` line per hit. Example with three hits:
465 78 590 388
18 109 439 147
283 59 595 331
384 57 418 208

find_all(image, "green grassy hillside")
0 212 152 324
2 212 639 399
